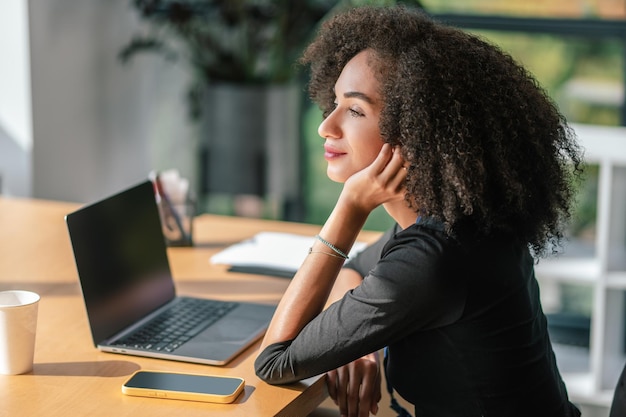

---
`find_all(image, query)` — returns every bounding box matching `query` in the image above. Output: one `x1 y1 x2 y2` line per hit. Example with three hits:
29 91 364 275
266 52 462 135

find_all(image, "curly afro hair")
300 5 583 257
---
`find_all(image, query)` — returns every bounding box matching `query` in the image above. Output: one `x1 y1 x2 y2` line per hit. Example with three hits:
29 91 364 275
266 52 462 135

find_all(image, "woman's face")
318 50 384 183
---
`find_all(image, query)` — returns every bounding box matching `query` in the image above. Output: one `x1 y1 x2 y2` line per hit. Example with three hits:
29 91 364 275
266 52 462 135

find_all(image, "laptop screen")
66 181 176 344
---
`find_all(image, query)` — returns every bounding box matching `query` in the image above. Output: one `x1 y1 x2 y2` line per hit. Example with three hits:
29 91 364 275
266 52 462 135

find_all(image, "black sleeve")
344 224 399 277
254 225 466 385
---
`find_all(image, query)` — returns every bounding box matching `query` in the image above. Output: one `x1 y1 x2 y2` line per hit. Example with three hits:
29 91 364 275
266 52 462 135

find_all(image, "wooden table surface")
0 196 379 417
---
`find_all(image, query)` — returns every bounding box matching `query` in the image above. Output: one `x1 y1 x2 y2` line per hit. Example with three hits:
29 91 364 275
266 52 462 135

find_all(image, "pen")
154 174 189 244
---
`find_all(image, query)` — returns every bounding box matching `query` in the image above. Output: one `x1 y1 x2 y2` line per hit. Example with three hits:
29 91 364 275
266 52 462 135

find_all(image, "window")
422 0 626 19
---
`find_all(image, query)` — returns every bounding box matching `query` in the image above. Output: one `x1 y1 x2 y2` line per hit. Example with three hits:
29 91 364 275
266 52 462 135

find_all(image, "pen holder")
157 196 195 247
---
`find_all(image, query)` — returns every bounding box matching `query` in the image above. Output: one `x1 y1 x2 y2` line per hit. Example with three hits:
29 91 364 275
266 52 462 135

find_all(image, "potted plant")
119 0 356 118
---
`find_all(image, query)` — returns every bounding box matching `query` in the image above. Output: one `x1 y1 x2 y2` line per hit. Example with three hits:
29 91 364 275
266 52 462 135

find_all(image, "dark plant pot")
201 83 301 209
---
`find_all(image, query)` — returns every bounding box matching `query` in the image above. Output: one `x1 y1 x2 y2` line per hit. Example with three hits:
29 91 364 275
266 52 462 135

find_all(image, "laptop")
65 180 276 366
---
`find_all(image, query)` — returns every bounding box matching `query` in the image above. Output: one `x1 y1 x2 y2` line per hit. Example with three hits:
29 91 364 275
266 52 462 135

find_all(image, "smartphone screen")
122 370 245 403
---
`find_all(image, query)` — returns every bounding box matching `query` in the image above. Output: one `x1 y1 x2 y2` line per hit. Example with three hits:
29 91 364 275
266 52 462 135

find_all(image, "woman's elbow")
254 355 280 384
254 346 299 385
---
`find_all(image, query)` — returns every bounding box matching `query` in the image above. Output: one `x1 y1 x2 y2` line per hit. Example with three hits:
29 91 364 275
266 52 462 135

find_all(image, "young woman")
255 6 583 417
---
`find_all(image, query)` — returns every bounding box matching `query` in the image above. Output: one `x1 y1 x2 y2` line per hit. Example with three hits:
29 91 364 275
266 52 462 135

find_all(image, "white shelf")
606 272 626 289
572 123 626 165
535 257 601 284
543 124 626 413
564 373 614 407
536 260 626 289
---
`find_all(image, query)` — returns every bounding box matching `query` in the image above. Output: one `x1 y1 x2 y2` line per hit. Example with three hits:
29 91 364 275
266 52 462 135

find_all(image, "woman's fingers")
326 354 382 417
340 142 407 214
336 366 350 416
327 369 339 404
369 144 406 185
386 146 408 190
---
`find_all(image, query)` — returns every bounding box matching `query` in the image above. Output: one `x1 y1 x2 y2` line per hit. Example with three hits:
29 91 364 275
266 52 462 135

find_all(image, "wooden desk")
0 197 379 417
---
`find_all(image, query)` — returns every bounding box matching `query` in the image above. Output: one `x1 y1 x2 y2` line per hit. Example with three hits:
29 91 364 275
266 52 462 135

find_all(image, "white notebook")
211 232 367 277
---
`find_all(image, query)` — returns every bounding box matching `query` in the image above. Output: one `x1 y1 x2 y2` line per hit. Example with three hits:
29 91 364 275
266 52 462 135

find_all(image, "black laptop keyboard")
113 298 238 353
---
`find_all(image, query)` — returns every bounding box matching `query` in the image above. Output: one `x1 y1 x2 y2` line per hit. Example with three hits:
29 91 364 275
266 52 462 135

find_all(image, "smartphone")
122 370 245 403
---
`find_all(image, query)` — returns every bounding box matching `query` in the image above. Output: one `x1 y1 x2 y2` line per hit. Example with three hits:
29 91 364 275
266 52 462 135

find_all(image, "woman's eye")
349 107 364 117
323 102 364 118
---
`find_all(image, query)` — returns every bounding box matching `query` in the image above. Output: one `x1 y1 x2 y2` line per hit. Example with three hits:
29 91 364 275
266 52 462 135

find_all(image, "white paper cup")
0 290 40 375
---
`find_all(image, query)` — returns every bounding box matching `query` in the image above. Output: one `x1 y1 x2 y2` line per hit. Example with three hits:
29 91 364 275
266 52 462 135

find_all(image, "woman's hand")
340 143 407 215
326 352 381 417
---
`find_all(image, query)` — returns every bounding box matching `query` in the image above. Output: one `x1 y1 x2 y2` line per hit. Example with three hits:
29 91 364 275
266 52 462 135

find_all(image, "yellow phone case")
122 370 245 404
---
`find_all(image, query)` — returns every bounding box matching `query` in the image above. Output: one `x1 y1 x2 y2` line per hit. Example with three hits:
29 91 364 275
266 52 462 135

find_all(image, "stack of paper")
210 232 367 278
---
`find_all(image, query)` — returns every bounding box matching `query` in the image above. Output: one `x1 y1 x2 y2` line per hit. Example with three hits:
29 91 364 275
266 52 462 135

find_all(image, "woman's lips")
324 144 346 160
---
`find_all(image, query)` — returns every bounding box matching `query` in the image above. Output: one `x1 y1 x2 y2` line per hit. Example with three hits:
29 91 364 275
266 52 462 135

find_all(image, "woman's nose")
318 110 340 140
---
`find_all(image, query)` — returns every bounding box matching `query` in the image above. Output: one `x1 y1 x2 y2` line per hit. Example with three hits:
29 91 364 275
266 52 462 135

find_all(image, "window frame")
429 13 626 125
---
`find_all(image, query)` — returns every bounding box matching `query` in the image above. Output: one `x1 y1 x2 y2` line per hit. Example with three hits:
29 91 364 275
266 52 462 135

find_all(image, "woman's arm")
258 143 406 352
258 200 368 351
325 268 364 309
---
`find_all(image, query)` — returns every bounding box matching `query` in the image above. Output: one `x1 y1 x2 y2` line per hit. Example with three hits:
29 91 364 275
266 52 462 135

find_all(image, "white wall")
5 0 198 204
0 0 32 196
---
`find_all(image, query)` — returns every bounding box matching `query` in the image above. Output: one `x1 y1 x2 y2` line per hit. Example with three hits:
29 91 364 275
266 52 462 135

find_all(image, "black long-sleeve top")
255 218 581 417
